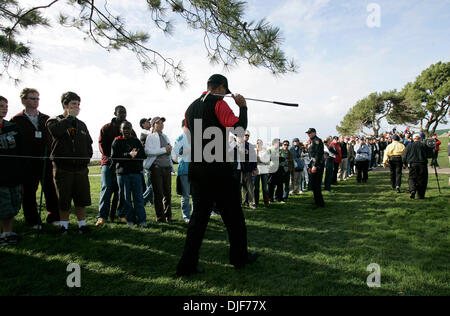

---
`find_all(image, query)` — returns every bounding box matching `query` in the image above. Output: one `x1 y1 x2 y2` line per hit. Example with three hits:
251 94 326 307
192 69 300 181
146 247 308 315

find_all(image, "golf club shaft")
213 94 299 107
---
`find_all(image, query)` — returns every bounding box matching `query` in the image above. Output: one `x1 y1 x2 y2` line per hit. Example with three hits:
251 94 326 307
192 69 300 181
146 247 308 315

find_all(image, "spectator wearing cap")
95 105 135 226
241 131 257 209
140 117 153 207
144 116 174 223
305 128 325 209
289 138 304 195
383 134 406 193
353 137 371 184
177 74 259 277
402 133 433 199
139 118 151 146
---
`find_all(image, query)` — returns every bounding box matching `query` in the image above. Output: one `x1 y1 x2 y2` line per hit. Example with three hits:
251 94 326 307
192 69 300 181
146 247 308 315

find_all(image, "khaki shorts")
0 185 22 220
53 166 91 211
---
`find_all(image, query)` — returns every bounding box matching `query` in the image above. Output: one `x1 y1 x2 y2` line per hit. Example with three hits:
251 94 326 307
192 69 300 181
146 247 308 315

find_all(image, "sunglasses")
283 143 289 146
27 97 40 101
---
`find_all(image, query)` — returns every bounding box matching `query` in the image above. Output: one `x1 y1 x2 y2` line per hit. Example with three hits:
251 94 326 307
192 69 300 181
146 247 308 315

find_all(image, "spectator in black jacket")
46 92 93 235
11 88 60 228
111 121 147 227
0 96 25 246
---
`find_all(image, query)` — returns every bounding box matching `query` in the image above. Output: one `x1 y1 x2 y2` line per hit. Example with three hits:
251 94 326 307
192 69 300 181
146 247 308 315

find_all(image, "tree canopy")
337 61 450 137
0 0 297 85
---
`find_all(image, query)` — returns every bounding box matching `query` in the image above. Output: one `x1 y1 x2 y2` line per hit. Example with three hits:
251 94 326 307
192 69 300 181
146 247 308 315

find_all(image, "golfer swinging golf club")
176 74 259 276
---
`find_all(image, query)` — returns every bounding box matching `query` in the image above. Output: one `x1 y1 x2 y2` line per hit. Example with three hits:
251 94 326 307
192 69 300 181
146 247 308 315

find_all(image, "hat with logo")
150 116 166 126
305 128 316 134
207 74 231 94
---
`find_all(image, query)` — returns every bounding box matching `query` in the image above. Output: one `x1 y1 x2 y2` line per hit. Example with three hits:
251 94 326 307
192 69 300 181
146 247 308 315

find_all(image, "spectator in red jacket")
431 134 441 167
330 136 342 185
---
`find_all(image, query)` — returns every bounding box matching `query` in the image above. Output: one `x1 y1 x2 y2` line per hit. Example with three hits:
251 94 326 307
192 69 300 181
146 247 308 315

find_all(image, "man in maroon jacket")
96 105 136 226
11 88 60 228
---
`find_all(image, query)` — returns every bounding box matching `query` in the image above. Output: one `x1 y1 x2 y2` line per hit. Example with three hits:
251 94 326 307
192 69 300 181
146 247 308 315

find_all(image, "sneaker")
50 221 60 227
78 226 91 234
396 186 401 193
95 218 107 227
0 236 7 247
59 226 68 235
211 211 220 216
184 218 190 223
127 222 135 227
4 232 20 245
31 224 42 230
410 191 416 199
249 204 256 210
138 222 148 228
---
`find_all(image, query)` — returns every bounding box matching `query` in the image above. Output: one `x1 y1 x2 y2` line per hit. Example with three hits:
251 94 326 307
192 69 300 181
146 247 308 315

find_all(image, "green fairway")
1 143 449 296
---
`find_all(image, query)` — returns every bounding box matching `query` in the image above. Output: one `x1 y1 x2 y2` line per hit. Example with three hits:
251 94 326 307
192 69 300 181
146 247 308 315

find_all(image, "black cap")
207 74 231 94
140 118 150 128
392 134 400 141
293 138 300 143
305 128 316 134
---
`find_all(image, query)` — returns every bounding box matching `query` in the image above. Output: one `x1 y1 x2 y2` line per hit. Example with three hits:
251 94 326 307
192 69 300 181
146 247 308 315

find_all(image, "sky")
1 0 449 159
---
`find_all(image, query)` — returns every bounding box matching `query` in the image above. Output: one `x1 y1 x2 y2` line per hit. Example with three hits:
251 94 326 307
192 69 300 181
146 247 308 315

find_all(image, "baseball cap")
305 128 316 134
392 134 400 141
292 138 300 143
207 74 231 94
150 116 166 126
140 117 150 128
413 133 421 139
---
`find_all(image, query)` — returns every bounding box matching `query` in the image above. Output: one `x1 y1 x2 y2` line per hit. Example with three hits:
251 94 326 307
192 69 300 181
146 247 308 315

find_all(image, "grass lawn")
0 139 449 296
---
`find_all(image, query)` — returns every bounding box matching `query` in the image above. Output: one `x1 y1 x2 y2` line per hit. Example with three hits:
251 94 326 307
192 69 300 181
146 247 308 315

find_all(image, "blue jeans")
98 165 123 220
143 168 153 205
254 173 269 205
117 173 147 224
180 175 192 220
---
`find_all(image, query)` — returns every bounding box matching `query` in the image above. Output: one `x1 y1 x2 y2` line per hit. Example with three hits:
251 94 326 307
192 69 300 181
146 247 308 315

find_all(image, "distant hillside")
435 129 449 135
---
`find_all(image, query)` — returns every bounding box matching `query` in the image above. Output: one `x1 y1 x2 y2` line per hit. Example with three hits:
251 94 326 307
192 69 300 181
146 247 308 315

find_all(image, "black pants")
150 166 172 222
309 166 325 207
389 156 403 188
355 160 369 183
177 163 248 274
23 159 60 225
268 169 284 202
332 162 339 184
408 163 428 198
